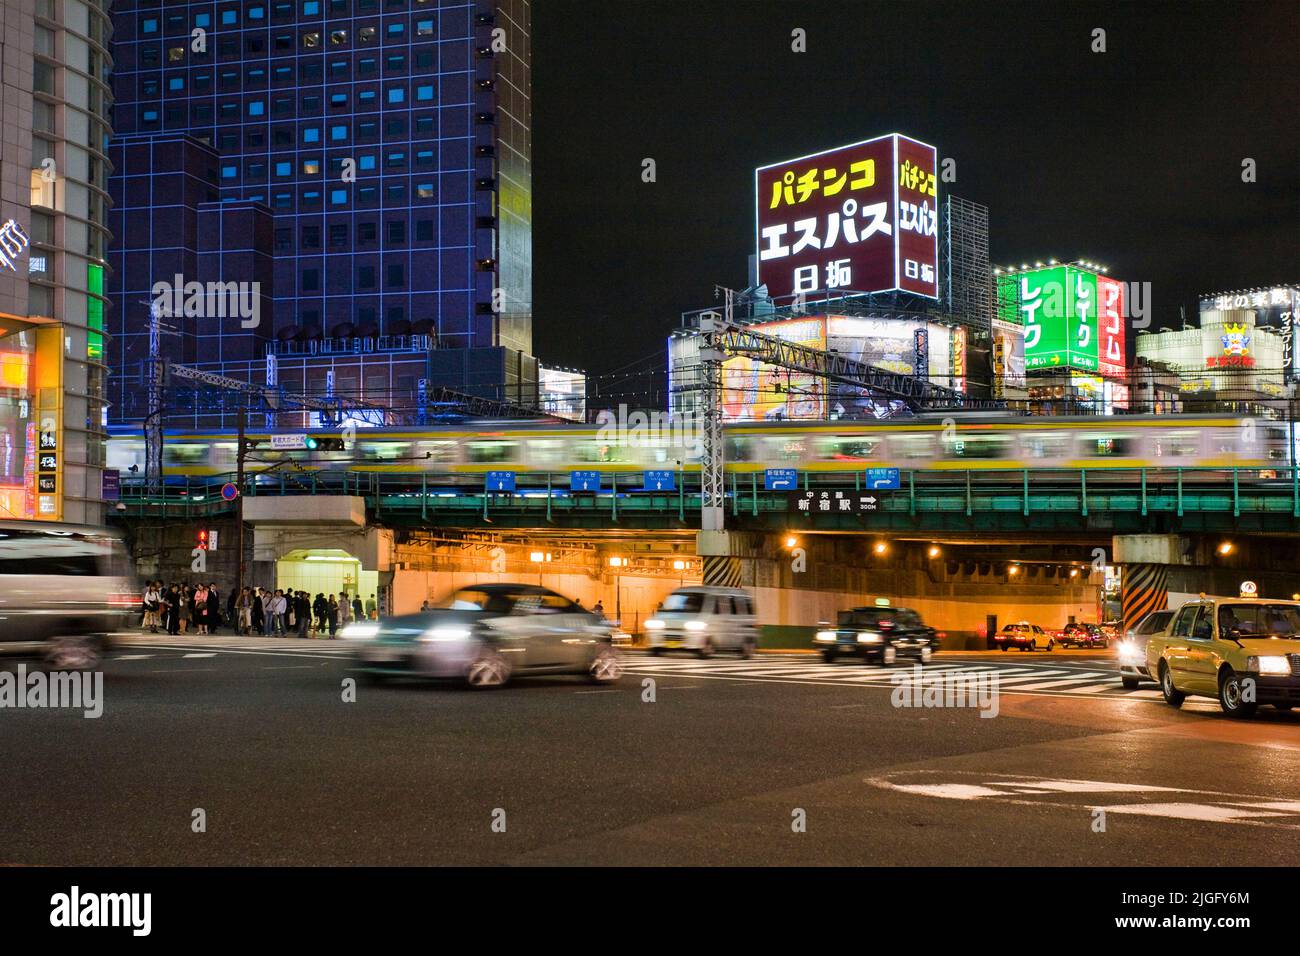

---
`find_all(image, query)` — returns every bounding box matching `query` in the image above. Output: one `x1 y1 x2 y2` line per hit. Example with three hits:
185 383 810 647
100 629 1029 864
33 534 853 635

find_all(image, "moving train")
106 414 1295 481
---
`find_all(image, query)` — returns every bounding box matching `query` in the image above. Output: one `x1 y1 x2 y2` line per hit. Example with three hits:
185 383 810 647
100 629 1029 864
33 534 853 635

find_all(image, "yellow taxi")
1147 587 1300 717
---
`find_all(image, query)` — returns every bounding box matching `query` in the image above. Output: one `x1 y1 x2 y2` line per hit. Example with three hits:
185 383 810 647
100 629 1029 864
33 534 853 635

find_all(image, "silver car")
0 521 138 669
1116 609 1175 688
345 584 623 688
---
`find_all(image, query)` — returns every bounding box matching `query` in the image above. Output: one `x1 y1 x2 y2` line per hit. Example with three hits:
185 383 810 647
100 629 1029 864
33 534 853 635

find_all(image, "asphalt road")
1 637 1297 866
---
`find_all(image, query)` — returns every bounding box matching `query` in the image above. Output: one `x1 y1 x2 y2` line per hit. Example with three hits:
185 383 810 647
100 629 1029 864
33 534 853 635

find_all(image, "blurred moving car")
814 603 941 665
1148 596 1300 717
993 622 1054 652
1058 622 1109 649
344 584 622 688
1116 609 1174 688
0 521 137 669
645 586 759 658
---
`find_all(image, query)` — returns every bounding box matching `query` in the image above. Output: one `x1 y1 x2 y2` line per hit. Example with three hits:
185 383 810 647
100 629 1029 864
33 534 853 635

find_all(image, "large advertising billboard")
720 318 828 421
997 265 1109 375
1199 286 1300 378
755 134 939 302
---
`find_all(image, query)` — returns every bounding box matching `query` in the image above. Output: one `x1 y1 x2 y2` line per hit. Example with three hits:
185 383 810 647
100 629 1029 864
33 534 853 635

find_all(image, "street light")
1008 565 1020 576
873 541 888 556
1217 541 1234 556
927 545 941 559
784 535 799 549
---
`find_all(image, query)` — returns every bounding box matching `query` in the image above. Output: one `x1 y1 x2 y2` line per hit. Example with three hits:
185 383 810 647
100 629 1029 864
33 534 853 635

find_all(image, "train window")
466 440 518 464
527 439 565 465
414 441 458 463
1209 429 1239 454
1153 431 1199 457
572 440 627 464
162 443 209 466
948 435 1010 459
1021 434 1069 459
726 436 756 462
1079 434 1134 457
357 441 409 461
816 436 880 461
891 434 936 460
762 436 807 461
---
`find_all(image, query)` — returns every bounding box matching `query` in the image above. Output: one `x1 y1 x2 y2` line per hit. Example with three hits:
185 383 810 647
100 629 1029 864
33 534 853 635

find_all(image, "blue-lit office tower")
107 0 533 423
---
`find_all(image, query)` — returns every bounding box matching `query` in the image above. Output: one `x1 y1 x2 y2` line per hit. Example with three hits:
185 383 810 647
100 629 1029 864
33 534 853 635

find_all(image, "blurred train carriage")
107 415 1292 490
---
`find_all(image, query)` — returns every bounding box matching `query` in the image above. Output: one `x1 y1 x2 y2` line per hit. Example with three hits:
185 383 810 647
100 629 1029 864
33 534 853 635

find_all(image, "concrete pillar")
1113 534 1182 625
696 530 740 587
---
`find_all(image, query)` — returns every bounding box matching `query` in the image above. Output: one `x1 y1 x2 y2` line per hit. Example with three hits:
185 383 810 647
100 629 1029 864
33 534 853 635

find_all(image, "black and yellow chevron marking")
1121 563 1169 626
702 555 742 588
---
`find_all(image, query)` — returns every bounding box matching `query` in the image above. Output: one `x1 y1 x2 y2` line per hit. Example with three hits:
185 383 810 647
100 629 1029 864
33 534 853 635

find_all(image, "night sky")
531 0 1299 386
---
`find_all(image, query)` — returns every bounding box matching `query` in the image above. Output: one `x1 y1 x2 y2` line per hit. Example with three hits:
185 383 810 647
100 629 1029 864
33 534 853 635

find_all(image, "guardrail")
113 466 1300 532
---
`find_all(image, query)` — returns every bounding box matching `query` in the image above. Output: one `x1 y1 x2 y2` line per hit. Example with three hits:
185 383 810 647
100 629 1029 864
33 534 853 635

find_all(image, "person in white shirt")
142 584 161 633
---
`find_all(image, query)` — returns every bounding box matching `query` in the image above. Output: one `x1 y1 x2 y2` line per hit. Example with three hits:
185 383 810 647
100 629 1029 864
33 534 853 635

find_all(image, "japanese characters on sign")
755 134 938 302
1097 275 1126 378
787 489 884 513
998 265 1105 374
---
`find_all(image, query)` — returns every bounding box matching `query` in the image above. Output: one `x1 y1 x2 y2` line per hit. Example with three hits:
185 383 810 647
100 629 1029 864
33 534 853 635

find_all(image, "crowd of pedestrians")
140 582 380 638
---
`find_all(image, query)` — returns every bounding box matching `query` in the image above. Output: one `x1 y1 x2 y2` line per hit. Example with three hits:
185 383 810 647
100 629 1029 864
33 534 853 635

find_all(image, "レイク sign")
755 134 939 302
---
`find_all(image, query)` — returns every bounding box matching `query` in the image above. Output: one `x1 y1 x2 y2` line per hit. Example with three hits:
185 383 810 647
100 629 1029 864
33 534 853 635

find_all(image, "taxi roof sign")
1239 580 1258 598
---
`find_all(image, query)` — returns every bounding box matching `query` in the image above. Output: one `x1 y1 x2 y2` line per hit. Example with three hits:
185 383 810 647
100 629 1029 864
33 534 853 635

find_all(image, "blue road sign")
765 468 798 491
864 467 901 490
485 471 516 492
570 470 601 492
220 481 240 501
643 469 676 492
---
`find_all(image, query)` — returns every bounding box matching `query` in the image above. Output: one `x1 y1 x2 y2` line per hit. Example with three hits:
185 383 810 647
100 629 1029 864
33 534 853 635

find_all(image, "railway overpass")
111 465 1300 647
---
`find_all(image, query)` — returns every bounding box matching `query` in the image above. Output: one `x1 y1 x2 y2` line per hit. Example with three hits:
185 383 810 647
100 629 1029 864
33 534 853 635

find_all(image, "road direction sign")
570 470 601 492
864 467 901 490
270 434 308 450
643 469 676 492
788 489 882 513
765 468 798 491
485 471 516 492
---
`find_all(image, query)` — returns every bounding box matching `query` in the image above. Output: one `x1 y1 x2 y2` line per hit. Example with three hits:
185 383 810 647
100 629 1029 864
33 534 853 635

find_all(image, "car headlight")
1247 655 1291 675
1117 640 1143 663
857 631 882 644
814 630 836 643
684 620 707 632
645 619 665 630
340 623 378 640
420 626 471 643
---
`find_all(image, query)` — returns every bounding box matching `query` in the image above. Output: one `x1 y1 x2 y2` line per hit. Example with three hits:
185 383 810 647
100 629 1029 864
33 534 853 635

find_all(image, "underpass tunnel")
276 548 378 607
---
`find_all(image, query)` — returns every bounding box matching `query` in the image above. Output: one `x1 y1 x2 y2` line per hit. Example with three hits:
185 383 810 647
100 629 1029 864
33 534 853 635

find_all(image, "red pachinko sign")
755 134 939 302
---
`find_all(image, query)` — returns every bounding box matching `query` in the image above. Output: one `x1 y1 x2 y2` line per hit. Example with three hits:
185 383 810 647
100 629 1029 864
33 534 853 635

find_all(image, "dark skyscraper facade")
107 0 533 422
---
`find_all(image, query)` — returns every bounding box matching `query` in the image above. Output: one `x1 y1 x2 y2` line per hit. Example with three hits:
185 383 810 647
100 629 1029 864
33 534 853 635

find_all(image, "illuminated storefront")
0 316 64 520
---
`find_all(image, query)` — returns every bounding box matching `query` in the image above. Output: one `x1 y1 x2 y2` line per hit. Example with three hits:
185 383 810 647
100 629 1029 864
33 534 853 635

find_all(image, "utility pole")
236 406 247 597
144 299 164 498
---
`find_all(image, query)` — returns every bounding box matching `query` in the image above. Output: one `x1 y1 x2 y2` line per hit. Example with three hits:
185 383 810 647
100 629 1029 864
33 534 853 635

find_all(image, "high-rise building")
0 0 115 524
107 0 534 424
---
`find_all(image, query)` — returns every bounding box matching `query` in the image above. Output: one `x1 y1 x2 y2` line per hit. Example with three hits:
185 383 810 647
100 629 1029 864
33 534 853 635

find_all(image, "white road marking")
182 653 217 659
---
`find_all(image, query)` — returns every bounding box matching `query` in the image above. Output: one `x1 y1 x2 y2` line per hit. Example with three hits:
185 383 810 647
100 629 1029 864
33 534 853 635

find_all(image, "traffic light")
196 529 209 551
308 437 347 451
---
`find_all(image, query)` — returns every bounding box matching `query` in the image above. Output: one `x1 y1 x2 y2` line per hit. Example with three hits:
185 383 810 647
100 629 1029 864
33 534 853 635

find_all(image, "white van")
0 522 137 668
644 586 759 658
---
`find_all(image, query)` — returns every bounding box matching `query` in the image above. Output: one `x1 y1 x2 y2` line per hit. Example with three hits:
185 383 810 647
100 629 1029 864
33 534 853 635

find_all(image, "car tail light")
108 591 139 609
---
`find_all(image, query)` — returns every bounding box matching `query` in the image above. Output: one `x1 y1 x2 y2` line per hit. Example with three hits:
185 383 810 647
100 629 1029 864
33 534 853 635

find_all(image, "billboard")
1097 275 1126 378
720 318 828 421
1199 286 1300 378
997 265 1107 374
755 134 938 302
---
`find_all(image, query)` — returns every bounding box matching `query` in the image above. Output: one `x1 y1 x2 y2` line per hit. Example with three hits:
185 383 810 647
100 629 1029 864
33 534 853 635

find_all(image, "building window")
359 155 376 171
303 32 321 48
330 29 347 46
331 189 347 205
387 221 405 244
302 269 319 292
329 224 348 246
330 125 348 142
302 226 320 248
303 159 320 174
221 165 238 180
168 47 186 63
359 26 376 43
303 127 320 143
222 10 238 25
143 18 159 33
249 101 265 116
416 85 433 102
387 87 405 105
357 266 375 289
275 162 291 176
416 19 433 36
416 183 434 199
